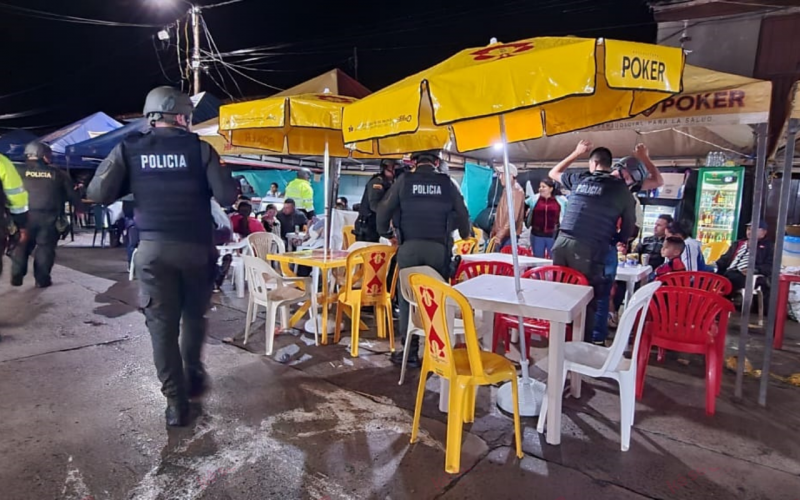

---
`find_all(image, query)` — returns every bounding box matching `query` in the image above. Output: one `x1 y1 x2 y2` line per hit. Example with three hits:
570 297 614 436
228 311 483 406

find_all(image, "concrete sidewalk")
1 253 800 499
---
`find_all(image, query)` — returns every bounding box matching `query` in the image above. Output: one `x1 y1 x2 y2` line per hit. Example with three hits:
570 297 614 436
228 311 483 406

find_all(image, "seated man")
230 201 265 238
716 219 773 305
276 198 308 246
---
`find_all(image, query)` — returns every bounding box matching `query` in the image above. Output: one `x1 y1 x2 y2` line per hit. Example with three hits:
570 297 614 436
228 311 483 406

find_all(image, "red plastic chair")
451 261 514 285
654 272 732 361
493 266 589 353
500 245 533 256
656 271 732 295
635 286 735 416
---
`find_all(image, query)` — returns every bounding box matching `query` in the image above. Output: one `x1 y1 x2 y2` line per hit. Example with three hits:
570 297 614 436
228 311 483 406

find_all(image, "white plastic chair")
217 239 250 298
739 274 765 327
242 255 317 355
536 281 662 451
128 248 138 281
396 266 467 385
247 232 285 260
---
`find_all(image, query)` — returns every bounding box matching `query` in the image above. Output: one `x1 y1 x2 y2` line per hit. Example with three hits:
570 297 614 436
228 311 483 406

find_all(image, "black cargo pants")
135 240 216 402
396 239 450 353
11 210 58 285
552 234 606 342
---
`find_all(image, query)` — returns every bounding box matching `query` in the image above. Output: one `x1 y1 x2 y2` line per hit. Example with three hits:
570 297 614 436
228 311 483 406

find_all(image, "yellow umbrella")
343 36 685 421
342 36 685 154
219 92 387 158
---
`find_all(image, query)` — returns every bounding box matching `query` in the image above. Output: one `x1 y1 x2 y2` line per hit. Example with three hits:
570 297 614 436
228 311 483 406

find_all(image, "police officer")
354 159 397 242
87 86 237 427
378 150 471 367
548 140 636 341
10 142 75 288
284 168 315 218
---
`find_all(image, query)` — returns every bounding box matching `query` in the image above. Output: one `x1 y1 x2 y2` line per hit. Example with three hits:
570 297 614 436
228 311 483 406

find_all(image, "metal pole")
323 141 330 257
735 122 768 399
191 5 201 95
759 118 799 406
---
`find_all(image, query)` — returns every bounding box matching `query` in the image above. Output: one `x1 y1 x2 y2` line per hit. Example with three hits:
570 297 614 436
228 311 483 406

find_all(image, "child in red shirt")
655 236 687 276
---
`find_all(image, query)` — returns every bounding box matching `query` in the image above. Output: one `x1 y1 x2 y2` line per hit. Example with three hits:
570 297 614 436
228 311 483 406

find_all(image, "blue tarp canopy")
39 112 122 154
0 129 37 161
66 118 150 161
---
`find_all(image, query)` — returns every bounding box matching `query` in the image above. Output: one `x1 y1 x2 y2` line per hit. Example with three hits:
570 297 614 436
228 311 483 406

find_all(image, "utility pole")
191 5 202 95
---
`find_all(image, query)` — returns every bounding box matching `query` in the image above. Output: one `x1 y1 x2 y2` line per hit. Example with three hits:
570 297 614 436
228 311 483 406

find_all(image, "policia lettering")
621 56 666 82
140 154 188 170
412 184 442 195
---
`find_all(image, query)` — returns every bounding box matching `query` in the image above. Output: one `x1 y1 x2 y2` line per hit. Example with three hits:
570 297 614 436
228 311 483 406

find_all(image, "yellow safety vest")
0 154 28 215
284 178 315 213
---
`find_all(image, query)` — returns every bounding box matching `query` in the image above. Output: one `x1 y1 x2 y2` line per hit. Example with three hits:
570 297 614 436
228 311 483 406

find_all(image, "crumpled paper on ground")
725 355 800 387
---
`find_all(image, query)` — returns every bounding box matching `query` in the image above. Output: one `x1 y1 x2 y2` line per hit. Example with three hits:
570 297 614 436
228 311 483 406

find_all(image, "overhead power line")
0 2 159 27
203 0 252 9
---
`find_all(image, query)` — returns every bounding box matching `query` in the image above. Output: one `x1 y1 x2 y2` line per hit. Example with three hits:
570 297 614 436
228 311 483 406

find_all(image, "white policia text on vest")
25 171 54 179
139 154 189 170
412 184 443 195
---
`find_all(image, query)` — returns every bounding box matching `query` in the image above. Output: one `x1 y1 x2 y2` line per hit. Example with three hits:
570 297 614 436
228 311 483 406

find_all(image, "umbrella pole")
759 117 799 406
323 140 330 257
495 114 544 417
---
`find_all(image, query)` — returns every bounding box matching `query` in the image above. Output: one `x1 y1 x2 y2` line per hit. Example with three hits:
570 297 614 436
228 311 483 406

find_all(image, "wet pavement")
1 238 800 499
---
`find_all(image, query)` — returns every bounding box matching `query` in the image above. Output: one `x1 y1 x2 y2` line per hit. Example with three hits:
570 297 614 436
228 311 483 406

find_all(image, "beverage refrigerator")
638 171 689 240
694 167 745 262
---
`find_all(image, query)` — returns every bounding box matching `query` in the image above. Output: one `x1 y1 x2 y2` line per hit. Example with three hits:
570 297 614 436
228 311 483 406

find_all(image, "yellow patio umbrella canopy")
342 37 686 153
218 93 388 158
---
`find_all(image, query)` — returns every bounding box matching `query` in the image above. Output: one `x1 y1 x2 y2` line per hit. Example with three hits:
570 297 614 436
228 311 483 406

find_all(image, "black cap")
747 219 768 230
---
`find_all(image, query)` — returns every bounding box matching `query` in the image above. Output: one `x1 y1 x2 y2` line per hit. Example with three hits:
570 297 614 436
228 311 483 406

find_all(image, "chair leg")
619 372 635 451
444 380 468 474
308 296 319 347
410 366 428 444
279 305 290 331
244 299 254 345
636 337 652 400
463 384 477 423
758 290 765 327
570 371 582 399
398 331 414 386
510 376 524 459
265 305 279 356
376 304 386 339
657 348 666 363
706 349 719 416
350 304 362 358
385 302 395 352
334 301 343 345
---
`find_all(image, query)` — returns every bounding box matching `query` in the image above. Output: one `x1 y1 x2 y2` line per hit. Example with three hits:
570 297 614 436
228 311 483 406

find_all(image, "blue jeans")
531 235 555 258
593 245 618 343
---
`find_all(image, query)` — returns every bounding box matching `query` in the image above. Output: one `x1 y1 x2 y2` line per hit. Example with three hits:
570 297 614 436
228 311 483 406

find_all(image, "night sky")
0 0 657 132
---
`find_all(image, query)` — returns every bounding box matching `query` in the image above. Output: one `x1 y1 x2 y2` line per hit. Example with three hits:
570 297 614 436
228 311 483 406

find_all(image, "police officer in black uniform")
354 159 398 242
10 142 76 288
378 150 470 367
548 140 637 341
87 86 237 427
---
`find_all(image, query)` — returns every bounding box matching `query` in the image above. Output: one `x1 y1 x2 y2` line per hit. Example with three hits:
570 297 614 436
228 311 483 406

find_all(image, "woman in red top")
229 201 265 238
525 179 567 258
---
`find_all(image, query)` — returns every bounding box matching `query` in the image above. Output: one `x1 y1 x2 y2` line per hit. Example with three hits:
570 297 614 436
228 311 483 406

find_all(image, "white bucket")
782 236 800 268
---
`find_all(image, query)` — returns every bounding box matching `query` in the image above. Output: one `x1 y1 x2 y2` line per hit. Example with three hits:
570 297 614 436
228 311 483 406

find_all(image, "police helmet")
143 86 194 119
25 141 53 162
411 149 441 164
297 168 312 180
612 156 647 192
380 159 399 172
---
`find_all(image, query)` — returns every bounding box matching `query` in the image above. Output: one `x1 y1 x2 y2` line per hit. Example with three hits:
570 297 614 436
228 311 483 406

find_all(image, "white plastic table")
460 253 552 268
454 274 593 446
615 265 652 307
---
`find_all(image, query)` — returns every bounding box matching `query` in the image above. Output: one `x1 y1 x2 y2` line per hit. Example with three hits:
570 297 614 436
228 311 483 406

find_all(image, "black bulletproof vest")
358 173 383 218
398 169 452 243
125 130 212 245
560 171 628 247
21 160 65 213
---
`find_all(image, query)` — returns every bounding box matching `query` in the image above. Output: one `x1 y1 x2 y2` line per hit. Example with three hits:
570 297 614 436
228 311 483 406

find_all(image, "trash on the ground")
274 344 300 363
300 335 316 346
677 359 690 366
342 358 354 366
289 354 313 366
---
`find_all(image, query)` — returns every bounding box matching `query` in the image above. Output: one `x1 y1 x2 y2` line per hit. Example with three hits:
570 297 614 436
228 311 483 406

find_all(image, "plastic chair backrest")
345 245 397 303
453 261 515 283
646 286 735 346
343 225 356 249
243 254 282 299
522 265 588 285
399 266 446 303
500 246 533 256
485 237 498 253
247 232 272 259
347 241 379 253
473 226 485 243
454 238 478 255
604 281 662 373
656 271 732 296
409 273 483 379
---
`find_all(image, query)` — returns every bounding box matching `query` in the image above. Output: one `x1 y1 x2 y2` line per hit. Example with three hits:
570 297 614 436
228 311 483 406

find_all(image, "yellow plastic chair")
342 224 357 250
472 226 485 251
335 245 397 357
484 236 498 253
453 237 478 256
409 274 523 474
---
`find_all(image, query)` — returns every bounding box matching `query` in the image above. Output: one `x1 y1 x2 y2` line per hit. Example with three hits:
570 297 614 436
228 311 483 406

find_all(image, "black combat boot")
186 367 210 400
165 398 189 427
